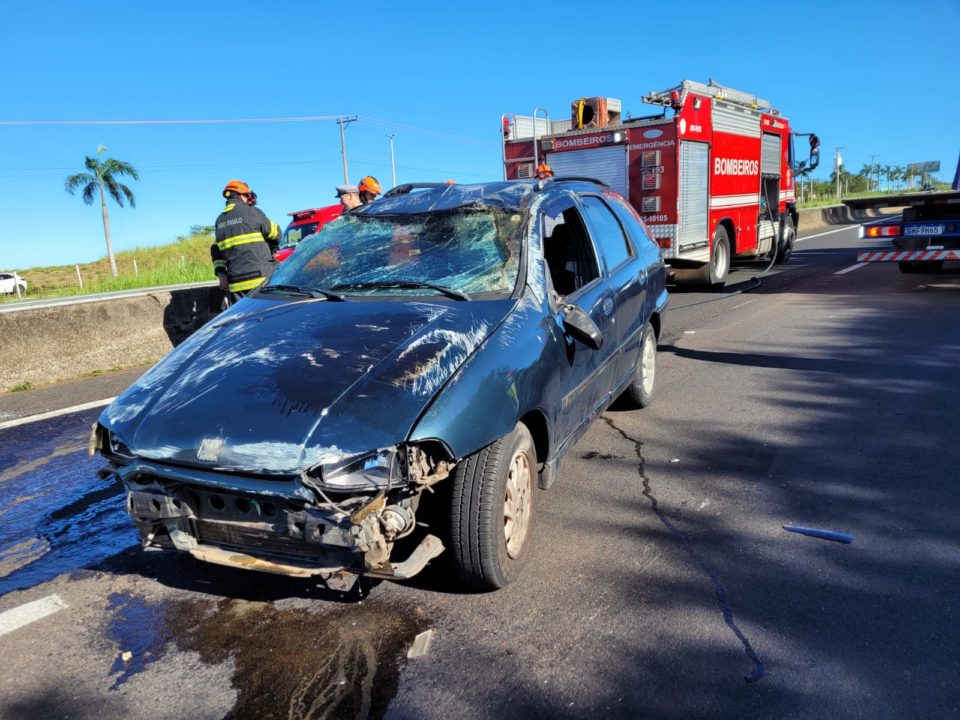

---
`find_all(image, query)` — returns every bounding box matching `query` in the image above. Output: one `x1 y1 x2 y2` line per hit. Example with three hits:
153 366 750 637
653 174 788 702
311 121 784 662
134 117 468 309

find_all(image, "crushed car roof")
354 181 539 216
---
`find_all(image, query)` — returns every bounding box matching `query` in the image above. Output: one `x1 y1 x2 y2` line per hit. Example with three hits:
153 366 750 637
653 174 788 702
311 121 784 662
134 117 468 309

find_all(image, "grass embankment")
3 231 216 302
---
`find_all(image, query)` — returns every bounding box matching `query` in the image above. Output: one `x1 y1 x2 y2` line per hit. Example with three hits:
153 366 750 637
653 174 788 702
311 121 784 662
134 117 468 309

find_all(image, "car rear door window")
579 195 634 271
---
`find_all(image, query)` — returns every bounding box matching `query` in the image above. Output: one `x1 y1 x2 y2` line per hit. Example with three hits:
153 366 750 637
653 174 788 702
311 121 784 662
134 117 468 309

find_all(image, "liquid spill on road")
106 591 431 719
0 410 136 596
108 592 169 689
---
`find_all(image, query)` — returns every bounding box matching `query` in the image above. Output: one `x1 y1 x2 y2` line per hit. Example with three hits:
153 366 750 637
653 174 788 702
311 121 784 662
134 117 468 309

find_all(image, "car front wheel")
449 423 536 589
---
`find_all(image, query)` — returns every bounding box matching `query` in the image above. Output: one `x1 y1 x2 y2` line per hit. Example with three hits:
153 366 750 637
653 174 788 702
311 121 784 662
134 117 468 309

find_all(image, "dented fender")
409 287 566 462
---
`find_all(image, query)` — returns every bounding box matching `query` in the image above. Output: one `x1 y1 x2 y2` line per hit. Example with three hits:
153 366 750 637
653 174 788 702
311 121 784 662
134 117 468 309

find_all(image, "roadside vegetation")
1 226 215 302
796 164 950 209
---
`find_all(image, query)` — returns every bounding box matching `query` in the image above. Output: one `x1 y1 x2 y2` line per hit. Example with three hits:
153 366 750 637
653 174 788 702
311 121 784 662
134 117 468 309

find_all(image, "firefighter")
212 179 281 304
535 163 554 180
357 175 383 204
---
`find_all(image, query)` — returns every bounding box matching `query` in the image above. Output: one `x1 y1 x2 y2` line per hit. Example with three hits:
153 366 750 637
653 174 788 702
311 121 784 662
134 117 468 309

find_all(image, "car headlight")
319 447 402 492
103 428 136 463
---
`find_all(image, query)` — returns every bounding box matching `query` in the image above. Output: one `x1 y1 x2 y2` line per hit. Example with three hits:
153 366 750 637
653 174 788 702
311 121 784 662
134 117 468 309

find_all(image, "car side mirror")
561 304 602 350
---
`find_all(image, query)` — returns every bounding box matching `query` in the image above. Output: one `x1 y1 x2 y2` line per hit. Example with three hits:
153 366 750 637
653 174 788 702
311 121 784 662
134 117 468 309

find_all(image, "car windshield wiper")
258 284 347 301
331 280 471 301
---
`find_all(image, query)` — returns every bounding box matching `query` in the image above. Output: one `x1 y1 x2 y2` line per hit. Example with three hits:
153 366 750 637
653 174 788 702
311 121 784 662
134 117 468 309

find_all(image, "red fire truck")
502 80 820 286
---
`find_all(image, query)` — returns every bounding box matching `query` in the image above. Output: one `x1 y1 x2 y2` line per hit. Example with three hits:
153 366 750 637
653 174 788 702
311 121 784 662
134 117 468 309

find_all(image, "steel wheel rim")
715 240 728 279
640 333 656 394
785 227 795 254
503 449 532 558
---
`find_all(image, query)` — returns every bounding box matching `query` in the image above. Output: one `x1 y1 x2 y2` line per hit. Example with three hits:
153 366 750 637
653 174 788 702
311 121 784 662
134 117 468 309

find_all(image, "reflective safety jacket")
212 201 281 293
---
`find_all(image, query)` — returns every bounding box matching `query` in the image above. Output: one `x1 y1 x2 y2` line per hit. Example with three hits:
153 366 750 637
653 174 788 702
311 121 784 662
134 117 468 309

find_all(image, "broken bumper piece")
108 460 444 583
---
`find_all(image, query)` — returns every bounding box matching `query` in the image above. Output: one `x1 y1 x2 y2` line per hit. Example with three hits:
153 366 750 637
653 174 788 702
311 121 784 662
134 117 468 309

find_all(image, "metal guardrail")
0 281 218 314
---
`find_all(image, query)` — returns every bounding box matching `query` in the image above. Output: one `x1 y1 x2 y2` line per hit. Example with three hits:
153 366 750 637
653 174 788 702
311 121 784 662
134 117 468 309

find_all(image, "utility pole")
336 116 358 184
387 133 397 189
870 154 879 192
835 147 845 200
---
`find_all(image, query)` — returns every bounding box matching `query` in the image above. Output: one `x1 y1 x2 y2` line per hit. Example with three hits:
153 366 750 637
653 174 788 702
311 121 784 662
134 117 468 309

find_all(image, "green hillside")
3 228 217 301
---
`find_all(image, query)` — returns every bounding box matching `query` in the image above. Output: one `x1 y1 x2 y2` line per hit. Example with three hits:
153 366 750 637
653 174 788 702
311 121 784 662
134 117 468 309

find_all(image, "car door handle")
602 297 614 317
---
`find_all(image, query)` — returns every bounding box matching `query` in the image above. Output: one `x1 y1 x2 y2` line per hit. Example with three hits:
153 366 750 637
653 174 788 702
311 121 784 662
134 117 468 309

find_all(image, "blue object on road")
783 525 854 544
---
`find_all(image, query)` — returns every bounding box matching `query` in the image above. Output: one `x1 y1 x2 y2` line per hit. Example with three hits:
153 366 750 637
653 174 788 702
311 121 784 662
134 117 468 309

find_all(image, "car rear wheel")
449 423 536 589
624 322 657 408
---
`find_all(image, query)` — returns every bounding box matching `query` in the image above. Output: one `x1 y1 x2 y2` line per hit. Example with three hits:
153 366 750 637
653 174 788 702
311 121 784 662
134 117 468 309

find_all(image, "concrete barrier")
0 286 222 392
797 204 902 234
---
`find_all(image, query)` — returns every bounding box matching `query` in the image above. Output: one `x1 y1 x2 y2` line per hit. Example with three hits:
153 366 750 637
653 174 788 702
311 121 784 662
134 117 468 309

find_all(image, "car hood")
101 296 514 474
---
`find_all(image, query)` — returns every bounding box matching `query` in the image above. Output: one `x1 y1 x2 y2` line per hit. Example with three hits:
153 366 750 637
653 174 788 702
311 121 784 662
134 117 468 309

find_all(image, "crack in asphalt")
603 416 765 683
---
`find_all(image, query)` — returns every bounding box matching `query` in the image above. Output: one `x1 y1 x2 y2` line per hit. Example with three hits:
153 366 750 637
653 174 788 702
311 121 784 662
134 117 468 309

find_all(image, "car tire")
624 322 657 408
775 215 795 264
898 260 942 274
695 225 730 288
449 423 536 589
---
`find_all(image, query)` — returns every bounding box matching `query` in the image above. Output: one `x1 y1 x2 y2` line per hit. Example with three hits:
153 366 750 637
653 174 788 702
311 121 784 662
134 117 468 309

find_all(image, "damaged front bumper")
101 455 447 585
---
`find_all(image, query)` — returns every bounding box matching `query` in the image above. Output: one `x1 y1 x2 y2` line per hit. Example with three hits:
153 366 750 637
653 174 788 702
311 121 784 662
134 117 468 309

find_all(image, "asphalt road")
1 221 958 719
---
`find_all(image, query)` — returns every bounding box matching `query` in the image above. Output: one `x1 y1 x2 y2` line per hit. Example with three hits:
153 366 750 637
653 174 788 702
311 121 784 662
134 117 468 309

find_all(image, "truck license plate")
905 224 945 236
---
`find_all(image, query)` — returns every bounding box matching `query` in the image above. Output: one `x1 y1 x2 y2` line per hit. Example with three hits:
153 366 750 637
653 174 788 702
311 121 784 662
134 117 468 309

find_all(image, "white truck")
850 155 960 273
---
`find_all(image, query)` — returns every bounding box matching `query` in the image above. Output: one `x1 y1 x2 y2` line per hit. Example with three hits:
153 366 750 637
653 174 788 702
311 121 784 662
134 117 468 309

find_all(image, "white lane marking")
835 262 868 275
797 214 901 243
0 397 116 431
0 594 68 637
796 225 855 243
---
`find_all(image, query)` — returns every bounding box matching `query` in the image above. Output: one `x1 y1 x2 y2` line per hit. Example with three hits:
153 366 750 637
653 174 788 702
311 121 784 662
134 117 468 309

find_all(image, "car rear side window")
607 195 659 252
579 195 634 271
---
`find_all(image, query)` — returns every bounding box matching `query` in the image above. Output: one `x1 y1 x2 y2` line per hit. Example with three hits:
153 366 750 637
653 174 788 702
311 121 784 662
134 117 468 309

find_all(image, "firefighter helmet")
535 163 554 178
223 179 252 198
358 176 382 196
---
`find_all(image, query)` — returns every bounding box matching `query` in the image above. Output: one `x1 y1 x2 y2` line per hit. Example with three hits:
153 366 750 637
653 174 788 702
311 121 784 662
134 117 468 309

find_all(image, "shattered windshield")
264 207 523 297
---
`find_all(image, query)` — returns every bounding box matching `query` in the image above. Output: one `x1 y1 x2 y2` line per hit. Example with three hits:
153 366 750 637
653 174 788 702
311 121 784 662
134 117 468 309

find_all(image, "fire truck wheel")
898 260 943 274
775 216 795 264
703 226 730 287
624 322 657 408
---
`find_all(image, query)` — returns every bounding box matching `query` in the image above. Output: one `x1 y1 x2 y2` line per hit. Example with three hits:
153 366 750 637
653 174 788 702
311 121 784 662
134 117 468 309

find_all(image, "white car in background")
0 272 28 295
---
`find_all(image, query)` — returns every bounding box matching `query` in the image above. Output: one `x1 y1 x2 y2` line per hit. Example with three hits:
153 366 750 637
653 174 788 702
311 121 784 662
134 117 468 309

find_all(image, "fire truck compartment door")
678 141 709 254
761 133 781 176
546 146 627 197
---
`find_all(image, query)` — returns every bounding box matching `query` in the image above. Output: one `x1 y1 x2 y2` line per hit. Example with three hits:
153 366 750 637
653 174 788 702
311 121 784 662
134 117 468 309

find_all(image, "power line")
0 115 342 126
0 114 495 147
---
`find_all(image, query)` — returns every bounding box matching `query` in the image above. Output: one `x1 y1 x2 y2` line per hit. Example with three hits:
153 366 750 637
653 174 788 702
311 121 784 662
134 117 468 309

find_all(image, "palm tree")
65 145 139 277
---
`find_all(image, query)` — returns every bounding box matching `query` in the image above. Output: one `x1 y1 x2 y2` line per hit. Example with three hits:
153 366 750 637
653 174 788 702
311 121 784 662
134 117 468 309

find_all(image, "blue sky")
1 0 958 270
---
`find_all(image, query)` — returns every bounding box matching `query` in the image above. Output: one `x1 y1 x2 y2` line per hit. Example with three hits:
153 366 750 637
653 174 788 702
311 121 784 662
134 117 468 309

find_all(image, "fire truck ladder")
643 79 776 114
